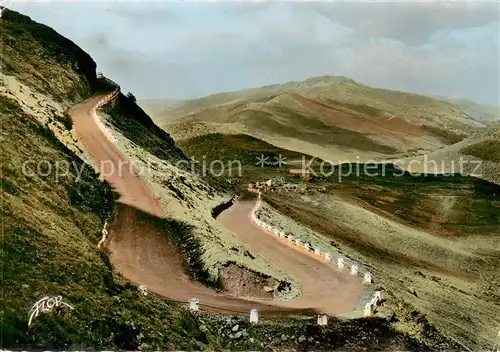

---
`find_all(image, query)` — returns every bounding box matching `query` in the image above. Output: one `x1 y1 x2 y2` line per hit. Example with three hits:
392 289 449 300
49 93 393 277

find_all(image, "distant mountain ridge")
142 75 486 163
441 98 499 124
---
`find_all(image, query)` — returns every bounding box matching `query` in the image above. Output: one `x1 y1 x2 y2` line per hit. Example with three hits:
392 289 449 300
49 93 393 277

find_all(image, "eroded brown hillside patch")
291 94 425 145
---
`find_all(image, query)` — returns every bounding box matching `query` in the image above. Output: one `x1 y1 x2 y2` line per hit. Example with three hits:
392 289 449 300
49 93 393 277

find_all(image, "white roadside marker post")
317 314 328 326
350 264 359 276
363 272 372 284
364 302 372 317
138 285 148 296
189 298 200 312
337 257 344 269
249 308 259 324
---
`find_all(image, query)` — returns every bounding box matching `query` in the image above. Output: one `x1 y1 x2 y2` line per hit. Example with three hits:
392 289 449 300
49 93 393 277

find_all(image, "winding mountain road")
70 93 364 315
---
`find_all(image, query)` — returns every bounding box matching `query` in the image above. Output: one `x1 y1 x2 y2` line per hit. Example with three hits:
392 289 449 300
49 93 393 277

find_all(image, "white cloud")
6 1 500 104
314 2 499 45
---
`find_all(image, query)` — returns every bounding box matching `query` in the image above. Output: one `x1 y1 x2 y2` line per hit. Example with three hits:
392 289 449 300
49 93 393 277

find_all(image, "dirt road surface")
70 95 163 218
217 200 364 314
70 94 364 315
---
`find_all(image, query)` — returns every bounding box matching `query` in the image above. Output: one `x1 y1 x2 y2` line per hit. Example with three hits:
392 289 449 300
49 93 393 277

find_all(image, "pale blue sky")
9 1 500 105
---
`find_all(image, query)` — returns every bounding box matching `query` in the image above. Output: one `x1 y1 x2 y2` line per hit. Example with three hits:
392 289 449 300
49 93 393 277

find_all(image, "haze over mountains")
142 75 495 164
445 98 500 124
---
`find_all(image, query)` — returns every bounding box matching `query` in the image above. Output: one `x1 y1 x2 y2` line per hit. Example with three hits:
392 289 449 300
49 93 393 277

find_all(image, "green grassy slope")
179 133 306 165
398 122 500 185
0 9 96 102
102 92 186 163
315 163 500 237
262 166 500 349
0 7 467 350
177 133 322 188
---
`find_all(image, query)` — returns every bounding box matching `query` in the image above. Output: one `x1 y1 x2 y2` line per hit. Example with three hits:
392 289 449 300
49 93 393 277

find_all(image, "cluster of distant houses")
248 171 326 194
249 176 299 192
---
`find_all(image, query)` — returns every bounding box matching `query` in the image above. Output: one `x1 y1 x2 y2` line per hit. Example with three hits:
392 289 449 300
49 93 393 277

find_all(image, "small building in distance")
280 183 300 192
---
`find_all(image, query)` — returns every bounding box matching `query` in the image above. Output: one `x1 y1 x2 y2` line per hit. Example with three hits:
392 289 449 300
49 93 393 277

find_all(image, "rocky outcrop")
211 195 238 219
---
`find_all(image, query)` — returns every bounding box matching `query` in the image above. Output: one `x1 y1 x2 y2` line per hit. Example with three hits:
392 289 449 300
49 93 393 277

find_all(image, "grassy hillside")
178 133 304 164
262 169 500 349
0 8 97 102
399 123 500 185
143 75 485 163
0 7 461 350
460 138 500 163
0 9 214 348
102 92 185 163
177 133 312 186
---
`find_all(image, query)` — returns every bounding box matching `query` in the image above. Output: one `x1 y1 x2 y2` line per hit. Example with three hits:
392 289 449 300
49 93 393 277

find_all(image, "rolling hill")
443 98 500 124
400 122 500 185
141 64 500 350
3 8 456 350
142 75 486 163
3 6 497 350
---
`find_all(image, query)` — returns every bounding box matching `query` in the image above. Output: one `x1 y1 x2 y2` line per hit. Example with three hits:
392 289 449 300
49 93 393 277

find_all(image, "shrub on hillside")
422 125 467 144
126 92 137 103
54 113 73 130
238 189 258 200
460 139 500 162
